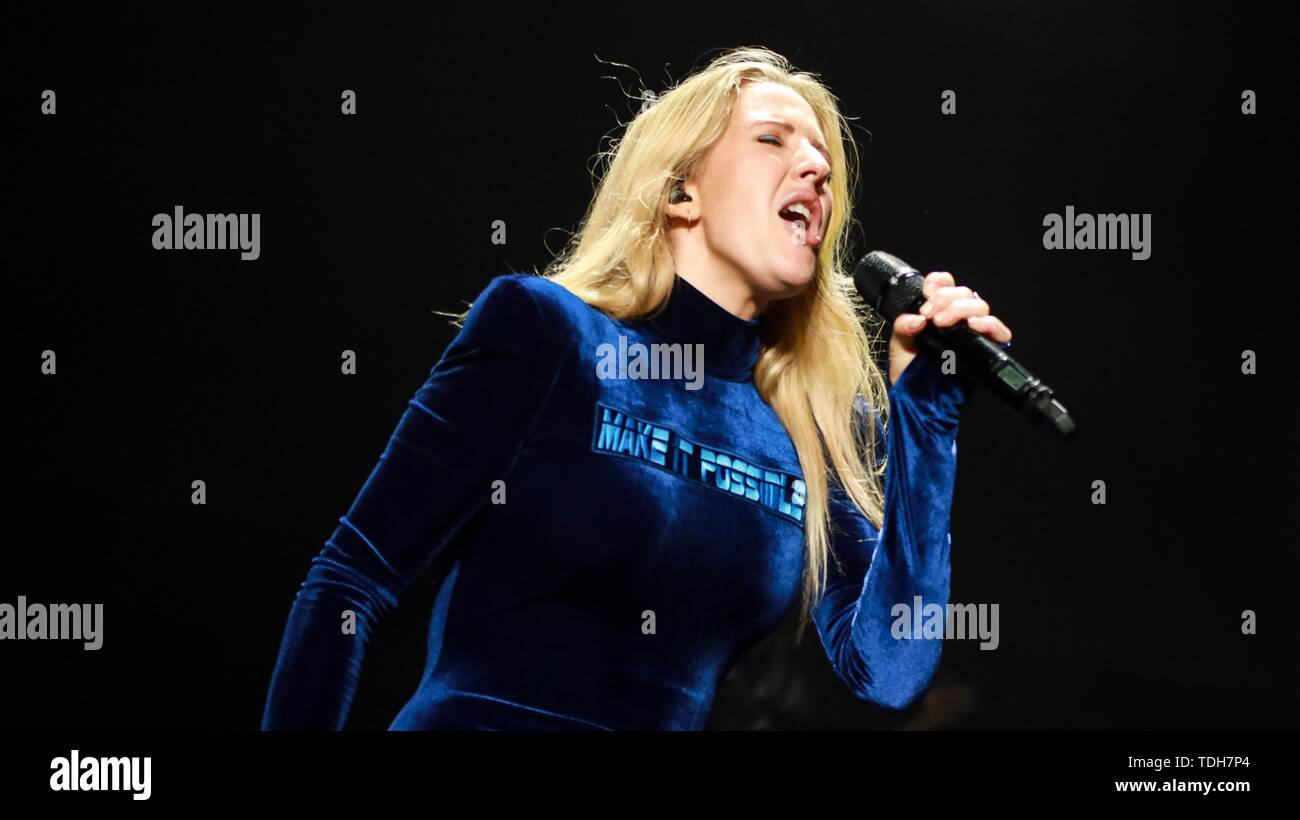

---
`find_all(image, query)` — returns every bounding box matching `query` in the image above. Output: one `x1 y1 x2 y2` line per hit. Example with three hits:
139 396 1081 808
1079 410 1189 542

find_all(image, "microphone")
854 250 1076 437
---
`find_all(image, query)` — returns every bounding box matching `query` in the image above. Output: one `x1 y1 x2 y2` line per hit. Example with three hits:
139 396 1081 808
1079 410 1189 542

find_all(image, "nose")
795 141 831 186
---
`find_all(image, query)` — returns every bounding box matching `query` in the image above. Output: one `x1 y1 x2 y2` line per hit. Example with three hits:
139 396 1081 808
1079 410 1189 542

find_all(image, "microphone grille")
854 251 922 319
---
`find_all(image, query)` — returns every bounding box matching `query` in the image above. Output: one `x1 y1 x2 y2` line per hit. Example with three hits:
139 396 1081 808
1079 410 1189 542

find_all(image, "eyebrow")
749 119 831 164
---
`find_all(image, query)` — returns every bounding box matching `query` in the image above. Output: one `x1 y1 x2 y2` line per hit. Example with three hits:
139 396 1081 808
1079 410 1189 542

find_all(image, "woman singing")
261 46 1013 730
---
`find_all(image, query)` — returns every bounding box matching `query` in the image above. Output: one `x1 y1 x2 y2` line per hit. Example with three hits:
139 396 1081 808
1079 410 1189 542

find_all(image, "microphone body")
854 250 1076 437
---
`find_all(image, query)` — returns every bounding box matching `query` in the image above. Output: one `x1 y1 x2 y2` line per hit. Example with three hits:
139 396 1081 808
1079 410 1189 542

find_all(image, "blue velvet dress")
260 272 973 730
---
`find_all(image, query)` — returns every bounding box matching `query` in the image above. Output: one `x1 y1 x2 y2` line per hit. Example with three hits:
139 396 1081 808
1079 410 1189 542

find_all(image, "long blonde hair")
464 46 890 639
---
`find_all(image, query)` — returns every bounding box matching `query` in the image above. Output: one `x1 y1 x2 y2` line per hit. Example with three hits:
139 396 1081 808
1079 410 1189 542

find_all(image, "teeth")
784 202 812 222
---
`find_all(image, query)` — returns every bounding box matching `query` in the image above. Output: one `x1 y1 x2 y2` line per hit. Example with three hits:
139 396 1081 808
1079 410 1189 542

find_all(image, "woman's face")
670 80 834 314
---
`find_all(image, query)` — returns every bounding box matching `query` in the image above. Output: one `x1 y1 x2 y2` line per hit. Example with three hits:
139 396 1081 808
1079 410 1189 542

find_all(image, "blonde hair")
463 46 890 639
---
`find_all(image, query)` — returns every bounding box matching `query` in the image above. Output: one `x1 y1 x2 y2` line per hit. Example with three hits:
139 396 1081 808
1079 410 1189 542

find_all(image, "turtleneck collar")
641 274 763 382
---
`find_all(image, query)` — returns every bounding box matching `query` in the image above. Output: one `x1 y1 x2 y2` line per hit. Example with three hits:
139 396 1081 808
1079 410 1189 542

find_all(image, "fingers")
919 273 982 326
964 314 1013 344
894 309 1012 345
930 296 987 326
922 271 955 299
892 311 927 337
914 271 1014 343
900 272 964 340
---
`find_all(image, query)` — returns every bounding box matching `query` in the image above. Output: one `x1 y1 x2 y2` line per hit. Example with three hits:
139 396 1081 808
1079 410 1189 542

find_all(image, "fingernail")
912 315 926 328
920 302 933 317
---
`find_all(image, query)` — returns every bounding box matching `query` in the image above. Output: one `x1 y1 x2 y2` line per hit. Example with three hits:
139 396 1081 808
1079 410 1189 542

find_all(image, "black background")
6 2 1295 730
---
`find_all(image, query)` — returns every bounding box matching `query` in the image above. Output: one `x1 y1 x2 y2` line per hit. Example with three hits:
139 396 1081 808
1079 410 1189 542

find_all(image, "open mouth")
777 208 817 248
777 202 821 247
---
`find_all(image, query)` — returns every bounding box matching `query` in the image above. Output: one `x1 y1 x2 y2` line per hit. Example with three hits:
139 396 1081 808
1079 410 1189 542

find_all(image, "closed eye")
760 135 834 184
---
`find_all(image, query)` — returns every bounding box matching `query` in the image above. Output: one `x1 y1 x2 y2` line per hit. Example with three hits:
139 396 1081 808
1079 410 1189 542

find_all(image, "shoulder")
470 273 588 322
468 273 615 343
455 273 606 366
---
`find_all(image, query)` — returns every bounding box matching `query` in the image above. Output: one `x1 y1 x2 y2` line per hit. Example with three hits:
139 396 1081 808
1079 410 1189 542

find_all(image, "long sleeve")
261 275 570 729
811 344 975 710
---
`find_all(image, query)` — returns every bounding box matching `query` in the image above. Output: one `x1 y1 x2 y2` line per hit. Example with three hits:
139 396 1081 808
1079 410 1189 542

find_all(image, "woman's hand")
888 271 1013 386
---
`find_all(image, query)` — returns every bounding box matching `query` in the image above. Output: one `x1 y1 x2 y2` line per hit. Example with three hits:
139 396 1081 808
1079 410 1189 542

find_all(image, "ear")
664 180 700 224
